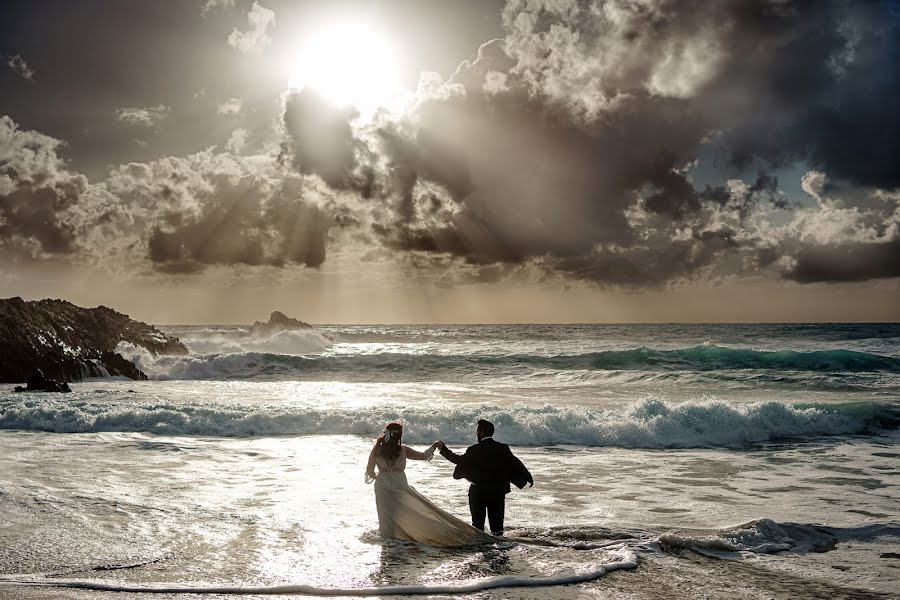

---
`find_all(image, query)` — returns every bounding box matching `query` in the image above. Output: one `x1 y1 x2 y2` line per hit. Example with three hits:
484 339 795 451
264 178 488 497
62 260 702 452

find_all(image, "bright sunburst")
288 21 404 111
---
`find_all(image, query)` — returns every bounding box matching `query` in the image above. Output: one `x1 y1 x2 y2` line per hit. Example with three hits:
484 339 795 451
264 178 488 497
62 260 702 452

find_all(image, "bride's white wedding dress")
371 448 495 547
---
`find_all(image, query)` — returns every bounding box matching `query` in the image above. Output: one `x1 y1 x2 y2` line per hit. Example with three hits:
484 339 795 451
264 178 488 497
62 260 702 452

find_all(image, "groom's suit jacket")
440 438 533 494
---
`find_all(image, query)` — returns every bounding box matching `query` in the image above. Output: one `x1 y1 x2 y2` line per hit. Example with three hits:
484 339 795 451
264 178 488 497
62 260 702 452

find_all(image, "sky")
1 0 898 324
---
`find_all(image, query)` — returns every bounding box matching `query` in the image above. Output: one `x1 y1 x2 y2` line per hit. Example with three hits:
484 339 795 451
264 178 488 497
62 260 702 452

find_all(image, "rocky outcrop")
0 297 188 383
248 311 313 336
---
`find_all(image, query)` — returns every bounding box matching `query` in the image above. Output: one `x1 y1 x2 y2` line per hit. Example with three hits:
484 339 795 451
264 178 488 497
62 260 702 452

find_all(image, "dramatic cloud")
102 150 329 273
0 116 78 255
787 239 900 283
116 105 170 127
217 97 243 116
5 54 35 81
2 0 897 292
0 115 329 274
280 88 362 191
227 2 275 55
277 0 899 287
0 116 119 259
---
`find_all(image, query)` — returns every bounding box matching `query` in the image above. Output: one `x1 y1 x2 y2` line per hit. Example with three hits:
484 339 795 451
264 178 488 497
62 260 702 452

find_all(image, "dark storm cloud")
281 89 363 191
692 0 900 190
1 0 897 287
0 116 82 255
787 239 900 283
278 29 729 282
277 0 899 286
104 151 329 273
146 194 327 273
145 191 327 273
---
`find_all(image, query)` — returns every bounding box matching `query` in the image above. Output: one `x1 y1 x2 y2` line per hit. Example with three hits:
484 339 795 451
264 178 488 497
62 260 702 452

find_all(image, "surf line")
2 549 638 596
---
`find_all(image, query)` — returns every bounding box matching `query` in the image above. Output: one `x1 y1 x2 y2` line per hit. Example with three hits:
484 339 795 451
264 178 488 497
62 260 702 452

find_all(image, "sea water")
1 324 898 598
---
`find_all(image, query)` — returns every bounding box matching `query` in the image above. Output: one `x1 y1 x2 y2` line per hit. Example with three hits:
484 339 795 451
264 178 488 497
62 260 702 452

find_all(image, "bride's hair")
379 422 403 461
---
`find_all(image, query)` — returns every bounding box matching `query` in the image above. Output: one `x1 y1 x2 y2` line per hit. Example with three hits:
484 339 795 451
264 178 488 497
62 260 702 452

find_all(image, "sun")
288 21 405 112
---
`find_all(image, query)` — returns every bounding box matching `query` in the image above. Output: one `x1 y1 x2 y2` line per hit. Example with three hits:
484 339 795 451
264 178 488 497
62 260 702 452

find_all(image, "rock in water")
14 369 72 393
248 311 312 336
0 297 189 384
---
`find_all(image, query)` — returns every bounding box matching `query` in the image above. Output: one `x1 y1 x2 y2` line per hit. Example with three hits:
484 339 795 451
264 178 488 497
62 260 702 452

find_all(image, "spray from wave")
175 327 334 355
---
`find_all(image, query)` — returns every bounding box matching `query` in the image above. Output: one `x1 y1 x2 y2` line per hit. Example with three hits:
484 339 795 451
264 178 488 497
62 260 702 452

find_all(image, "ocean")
1 323 898 598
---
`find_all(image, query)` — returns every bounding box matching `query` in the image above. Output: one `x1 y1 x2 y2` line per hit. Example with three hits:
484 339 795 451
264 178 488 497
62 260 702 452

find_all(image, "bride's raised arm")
404 442 438 461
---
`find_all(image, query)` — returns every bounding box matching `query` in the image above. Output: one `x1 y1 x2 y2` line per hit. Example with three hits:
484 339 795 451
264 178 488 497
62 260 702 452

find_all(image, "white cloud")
115 105 170 127
217 97 243 115
201 0 235 17
0 115 66 191
800 171 828 205
225 128 249 153
227 2 275 55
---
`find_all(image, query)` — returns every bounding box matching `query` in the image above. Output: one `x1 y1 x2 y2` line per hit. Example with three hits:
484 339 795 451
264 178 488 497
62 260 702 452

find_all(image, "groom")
436 419 533 536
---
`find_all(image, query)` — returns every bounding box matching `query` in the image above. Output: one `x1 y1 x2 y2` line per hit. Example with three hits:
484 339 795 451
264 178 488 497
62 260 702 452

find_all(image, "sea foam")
1 397 895 447
0 545 637 596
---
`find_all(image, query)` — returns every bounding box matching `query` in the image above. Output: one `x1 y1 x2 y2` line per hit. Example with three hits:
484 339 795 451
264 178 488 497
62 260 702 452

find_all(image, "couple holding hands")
365 419 533 546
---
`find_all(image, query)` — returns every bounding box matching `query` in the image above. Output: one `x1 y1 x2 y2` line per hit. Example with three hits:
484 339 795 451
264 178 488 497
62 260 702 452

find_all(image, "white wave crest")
0 398 890 447
115 344 314 381
114 326 334 380
656 518 839 557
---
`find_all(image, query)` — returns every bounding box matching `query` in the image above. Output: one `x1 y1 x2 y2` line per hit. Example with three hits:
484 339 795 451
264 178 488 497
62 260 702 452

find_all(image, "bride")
365 422 495 547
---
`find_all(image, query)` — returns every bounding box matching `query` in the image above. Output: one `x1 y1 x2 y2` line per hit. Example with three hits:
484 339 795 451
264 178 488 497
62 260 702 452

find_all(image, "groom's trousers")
468 484 505 535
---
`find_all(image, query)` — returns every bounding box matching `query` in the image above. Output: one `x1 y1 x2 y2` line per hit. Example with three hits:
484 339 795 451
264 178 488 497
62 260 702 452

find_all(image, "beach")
1 324 898 598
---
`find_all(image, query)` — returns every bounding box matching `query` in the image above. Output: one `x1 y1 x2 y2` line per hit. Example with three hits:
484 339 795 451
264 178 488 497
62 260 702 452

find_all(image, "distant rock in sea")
0 297 188 384
248 311 313 336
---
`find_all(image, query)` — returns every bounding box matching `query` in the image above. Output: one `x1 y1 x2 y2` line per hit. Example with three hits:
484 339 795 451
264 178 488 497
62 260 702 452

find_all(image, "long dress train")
372 449 495 547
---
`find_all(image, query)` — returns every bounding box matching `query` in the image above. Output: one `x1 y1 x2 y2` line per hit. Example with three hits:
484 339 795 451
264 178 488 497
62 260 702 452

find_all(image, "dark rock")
0 297 188 383
13 368 72 393
99 351 149 381
249 311 313 336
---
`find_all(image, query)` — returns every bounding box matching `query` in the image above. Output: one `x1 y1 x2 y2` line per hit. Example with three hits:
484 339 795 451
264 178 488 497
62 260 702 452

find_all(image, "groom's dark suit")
440 438 533 535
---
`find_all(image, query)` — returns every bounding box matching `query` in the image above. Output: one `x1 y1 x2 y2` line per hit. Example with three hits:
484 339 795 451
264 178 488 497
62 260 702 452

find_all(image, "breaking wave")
1 398 896 447
655 518 900 558
173 328 334 355
115 345 900 386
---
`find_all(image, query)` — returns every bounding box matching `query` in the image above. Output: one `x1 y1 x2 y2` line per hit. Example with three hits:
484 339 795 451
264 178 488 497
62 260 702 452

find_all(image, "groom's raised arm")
439 444 474 480
439 444 463 464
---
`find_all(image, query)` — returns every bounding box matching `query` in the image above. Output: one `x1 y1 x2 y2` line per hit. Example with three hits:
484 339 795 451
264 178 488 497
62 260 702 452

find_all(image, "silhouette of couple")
365 419 533 546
